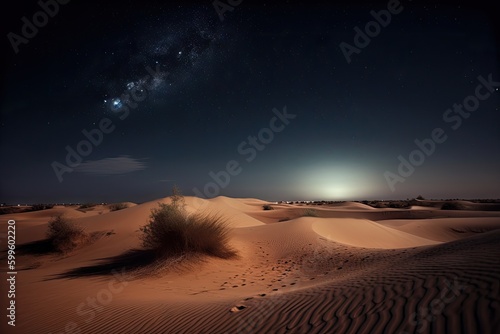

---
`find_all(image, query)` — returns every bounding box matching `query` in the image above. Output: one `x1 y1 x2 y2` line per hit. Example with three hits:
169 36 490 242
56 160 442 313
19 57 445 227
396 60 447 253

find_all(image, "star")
112 99 123 109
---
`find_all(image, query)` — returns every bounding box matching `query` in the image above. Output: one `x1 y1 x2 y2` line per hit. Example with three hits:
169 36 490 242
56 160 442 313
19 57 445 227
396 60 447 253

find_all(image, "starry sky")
1 0 499 204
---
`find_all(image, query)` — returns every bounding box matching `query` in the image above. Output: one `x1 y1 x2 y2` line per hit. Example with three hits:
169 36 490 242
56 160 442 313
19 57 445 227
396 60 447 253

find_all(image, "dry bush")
303 208 319 217
46 215 89 253
183 212 236 259
109 203 128 211
140 189 236 260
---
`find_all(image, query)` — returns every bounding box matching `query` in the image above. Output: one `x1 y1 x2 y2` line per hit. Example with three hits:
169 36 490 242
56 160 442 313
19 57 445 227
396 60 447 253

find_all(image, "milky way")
95 10 230 115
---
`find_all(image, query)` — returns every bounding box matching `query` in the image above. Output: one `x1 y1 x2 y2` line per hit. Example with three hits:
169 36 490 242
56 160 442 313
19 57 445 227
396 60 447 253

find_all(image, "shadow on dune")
47 249 158 280
16 239 55 255
16 231 112 257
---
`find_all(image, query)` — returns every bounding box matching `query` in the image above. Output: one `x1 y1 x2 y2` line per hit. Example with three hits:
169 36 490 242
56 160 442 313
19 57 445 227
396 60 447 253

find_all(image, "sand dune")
1 196 499 333
380 217 500 242
310 217 439 248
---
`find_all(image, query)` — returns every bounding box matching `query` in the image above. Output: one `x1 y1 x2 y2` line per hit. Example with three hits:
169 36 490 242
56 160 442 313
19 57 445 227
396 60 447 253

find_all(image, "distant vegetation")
109 203 128 211
30 204 55 211
262 204 274 210
303 208 319 217
274 198 500 212
139 187 237 260
441 202 466 210
0 204 55 215
46 215 89 253
0 207 29 215
78 203 98 209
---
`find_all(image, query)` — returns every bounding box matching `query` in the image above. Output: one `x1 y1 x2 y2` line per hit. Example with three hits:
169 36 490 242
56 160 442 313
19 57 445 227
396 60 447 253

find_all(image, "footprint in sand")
230 305 247 313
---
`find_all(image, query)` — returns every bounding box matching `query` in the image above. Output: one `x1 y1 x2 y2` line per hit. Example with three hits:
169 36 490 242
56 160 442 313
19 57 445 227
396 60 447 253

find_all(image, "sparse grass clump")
303 208 319 217
46 215 89 253
109 203 128 211
262 204 274 210
139 187 236 260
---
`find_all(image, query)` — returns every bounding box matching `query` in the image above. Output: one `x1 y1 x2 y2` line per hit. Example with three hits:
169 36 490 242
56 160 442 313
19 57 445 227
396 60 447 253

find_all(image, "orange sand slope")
1 197 500 333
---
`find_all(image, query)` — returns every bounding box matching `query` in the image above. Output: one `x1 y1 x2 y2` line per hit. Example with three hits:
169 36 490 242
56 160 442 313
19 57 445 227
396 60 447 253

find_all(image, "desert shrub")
139 188 236 259
416 195 425 200
30 204 54 211
46 215 89 253
262 204 274 210
109 203 128 211
441 202 465 210
79 203 97 209
388 201 411 209
303 208 318 217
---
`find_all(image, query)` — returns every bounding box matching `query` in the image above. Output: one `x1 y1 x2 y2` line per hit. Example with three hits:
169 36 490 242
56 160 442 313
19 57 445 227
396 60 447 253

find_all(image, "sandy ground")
1 197 500 333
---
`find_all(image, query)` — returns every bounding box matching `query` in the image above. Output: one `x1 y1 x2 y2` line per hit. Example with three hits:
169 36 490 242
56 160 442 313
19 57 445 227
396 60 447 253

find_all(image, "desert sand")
1 196 500 333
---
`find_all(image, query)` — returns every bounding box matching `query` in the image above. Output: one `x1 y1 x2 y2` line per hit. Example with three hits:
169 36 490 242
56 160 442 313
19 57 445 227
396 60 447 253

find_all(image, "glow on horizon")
293 162 379 200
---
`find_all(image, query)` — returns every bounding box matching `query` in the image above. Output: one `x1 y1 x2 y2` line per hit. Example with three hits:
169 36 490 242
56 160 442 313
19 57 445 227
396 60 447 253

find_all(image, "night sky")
1 0 499 204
